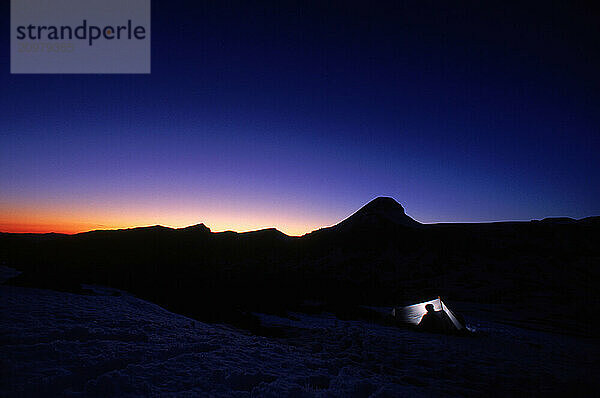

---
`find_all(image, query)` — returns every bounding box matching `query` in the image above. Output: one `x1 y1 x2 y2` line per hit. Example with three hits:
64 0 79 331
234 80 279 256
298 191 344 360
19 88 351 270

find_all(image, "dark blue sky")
1 1 599 234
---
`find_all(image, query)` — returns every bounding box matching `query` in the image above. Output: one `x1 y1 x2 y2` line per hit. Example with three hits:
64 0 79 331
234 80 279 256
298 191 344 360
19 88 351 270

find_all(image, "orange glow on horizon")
0 202 337 236
0 220 322 236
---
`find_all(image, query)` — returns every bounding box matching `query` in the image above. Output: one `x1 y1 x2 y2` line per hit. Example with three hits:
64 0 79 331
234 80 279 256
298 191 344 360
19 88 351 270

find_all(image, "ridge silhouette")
1 197 598 336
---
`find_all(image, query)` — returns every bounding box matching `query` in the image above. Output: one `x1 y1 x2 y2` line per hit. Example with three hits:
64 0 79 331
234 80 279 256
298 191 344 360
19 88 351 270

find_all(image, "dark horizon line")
2 215 598 238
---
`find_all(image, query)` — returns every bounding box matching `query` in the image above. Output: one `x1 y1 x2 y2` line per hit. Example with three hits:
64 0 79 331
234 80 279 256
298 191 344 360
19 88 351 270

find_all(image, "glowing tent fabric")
394 297 464 330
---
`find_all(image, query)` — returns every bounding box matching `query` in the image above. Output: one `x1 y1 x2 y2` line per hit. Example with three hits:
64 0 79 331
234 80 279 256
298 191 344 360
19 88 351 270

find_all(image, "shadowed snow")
1 269 597 397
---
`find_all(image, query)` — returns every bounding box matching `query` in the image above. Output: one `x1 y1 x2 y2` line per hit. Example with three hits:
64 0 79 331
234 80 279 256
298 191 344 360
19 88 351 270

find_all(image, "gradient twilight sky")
1 1 599 236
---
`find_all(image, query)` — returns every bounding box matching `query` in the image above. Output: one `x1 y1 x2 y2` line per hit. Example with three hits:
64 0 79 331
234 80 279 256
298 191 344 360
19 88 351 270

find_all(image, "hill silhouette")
328 196 420 232
1 197 598 335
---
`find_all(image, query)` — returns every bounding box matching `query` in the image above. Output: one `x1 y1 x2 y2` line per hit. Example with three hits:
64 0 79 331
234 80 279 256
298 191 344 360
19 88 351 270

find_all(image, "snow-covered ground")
1 267 598 397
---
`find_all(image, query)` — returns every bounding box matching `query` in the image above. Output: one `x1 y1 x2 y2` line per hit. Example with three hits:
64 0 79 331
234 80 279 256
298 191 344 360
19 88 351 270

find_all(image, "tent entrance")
393 297 464 331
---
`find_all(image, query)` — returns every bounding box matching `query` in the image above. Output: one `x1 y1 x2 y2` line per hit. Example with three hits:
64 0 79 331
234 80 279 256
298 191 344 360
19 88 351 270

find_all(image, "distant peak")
359 197 406 214
181 223 211 233
334 196 419 231
240 228 288 238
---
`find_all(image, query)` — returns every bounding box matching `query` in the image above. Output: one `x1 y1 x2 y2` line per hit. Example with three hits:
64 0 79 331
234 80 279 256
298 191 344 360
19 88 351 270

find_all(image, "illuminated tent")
392 297 465 331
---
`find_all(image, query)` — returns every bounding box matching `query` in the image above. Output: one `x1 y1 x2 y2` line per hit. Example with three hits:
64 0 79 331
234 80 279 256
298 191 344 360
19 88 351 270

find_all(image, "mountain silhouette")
1 197 598 336
181 223 212 233
334 197 420 231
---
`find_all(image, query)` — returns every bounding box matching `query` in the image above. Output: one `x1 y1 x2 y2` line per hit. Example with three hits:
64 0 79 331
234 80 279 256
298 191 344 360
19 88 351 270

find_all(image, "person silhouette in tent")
418 304 454 333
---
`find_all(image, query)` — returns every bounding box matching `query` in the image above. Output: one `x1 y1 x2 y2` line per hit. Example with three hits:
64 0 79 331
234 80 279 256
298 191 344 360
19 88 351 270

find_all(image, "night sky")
1 1 599 235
